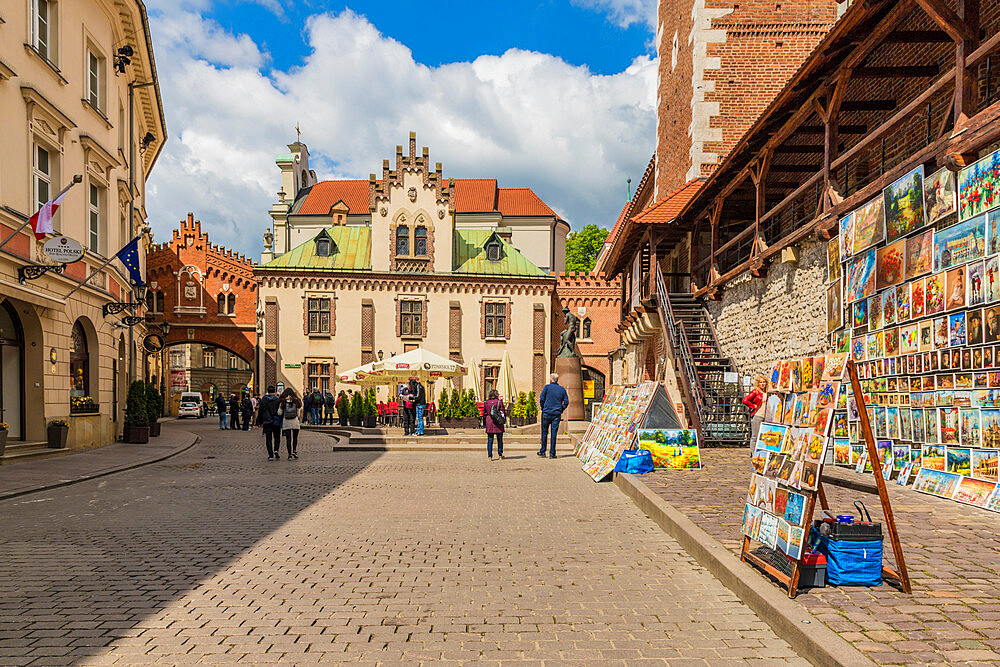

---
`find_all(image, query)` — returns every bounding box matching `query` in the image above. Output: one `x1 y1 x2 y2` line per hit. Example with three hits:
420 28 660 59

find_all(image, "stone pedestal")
555 356 585 421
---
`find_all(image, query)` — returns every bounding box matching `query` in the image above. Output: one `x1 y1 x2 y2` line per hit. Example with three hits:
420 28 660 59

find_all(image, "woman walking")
279 388 302 459
483 389 505 460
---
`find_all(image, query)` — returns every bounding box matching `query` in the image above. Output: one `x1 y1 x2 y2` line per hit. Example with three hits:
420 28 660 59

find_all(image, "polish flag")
30 188 72 240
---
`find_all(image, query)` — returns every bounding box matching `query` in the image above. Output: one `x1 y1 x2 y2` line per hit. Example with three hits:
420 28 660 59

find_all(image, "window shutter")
396 300 402 338
328 297 336 335
505 302 511 340
303 297 309 335
421 300 427 338
480 301 486 339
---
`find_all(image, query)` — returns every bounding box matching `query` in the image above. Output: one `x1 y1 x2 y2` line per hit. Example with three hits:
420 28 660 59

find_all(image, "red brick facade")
655 0 838 197
145 213 257 365
551 272 622 384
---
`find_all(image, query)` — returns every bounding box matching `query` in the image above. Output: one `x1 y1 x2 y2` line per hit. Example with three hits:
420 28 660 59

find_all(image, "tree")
565 224 609 273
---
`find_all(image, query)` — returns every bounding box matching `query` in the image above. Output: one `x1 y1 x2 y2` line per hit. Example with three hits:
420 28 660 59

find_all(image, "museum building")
256 134 566 399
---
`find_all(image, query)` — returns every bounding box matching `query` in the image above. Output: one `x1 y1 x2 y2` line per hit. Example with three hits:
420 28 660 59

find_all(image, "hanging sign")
142 333 165 354
43 236 83 264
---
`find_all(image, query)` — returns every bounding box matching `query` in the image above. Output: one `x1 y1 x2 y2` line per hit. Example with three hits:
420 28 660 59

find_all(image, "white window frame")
203 348 216 369
87 182 103 254
33 143 52 213
485 301 507 340
32 0 55 63
86 48 105 112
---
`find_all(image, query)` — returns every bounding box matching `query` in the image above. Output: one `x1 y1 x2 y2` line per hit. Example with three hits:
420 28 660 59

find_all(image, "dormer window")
414 226 427 256
486 240 502 262
396 225 410 256
316 239 331 257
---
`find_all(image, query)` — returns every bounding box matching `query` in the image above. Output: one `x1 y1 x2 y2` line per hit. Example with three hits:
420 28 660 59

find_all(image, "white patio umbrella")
465 358 481 401
496 350 517 403
337 360 386 386
371 347 466 382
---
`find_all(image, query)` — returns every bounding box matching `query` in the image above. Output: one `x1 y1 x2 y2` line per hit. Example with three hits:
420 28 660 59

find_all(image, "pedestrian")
743 375 767 445
215 392 228 430
229 393 241 430
483 389 505 460
411 378 426 436
279 388 302 459
240 392 253 431
324 390 336 425
256 386 282 460
336 390 349 425
538 373 569 459
311 390 324 425
401 382 415 435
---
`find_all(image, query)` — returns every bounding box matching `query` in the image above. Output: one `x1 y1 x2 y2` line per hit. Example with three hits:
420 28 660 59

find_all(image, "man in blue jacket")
538 373 569 459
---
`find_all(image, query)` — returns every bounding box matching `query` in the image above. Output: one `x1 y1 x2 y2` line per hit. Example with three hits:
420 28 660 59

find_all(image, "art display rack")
741 359 911 598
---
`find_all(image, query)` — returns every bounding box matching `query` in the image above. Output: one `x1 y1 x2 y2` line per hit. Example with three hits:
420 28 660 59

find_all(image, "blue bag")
615 449 655 474
816 533 882 587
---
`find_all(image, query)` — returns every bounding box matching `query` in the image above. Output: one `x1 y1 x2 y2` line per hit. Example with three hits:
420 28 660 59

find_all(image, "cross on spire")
295 122 301 143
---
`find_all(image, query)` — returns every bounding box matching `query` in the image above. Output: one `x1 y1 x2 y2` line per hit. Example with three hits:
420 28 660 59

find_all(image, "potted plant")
146 383 163 437
0 422 8 456
124 380 150 443
70 395 99 414
336 392 350 426
349 391 363 427
437 389 450 420
363 388 378 428
47 419 69 448
526 390 538 424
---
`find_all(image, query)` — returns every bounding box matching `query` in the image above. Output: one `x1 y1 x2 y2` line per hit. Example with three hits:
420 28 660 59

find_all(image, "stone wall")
706 237 828 380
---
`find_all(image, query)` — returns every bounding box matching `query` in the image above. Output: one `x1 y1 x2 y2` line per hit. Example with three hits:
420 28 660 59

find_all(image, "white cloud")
571 0 657 30
144 8 656 257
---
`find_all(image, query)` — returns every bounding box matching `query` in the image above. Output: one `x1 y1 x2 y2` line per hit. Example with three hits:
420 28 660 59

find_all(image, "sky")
142 0 658 257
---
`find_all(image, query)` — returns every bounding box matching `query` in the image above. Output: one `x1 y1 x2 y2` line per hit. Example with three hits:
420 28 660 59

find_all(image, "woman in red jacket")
483 389 505 461
743 375 767 445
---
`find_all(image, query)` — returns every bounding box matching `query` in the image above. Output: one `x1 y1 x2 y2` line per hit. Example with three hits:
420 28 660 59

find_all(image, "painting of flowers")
911 278 926 318
933 213 986 271
884 165 926 242
925 272 946 315
959 147 1000 221
845 248 876 303
853 196 885 254
925 166 956 224
876 239 905 290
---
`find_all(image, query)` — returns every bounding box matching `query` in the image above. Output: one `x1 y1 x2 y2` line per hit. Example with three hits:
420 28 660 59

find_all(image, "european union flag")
115 236 143 286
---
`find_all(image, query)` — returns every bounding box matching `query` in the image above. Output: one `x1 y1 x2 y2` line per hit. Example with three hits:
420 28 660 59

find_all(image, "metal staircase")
654 267 750 447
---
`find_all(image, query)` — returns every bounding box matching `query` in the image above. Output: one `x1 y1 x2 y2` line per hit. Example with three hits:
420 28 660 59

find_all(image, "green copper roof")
453 229 548 277
261 226 371 270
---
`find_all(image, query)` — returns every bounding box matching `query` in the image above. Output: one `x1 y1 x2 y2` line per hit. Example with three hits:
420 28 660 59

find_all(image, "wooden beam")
841 99 897 112
799 124 867 134
770 164 823 172
954 0 981 126
885 29 951 43
774 145 824 154
914 0 976 42
855 65 939 78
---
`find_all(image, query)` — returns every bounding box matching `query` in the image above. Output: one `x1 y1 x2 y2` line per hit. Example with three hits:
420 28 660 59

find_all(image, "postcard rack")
741 359 912 598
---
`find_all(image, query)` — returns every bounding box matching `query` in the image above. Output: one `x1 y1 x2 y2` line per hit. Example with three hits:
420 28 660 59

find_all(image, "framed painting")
839 211 855 260
986 256 1000 303
960 407 982 447
827 238 841 283
904 228 934 280
827 279 843 333
925 165 956 224
989 210 1000 256
882 287 897 326
986 305 1000 344
953 477 997 507
945 265 967 310
933 213 987 271
918 319 933 352
968 260 986 307
853 298 868 329
934 315 949 349
884 164 926 242
949 311 967 346
845 248 876 303
853 196 885 254
972 449 999 482
946 446 971 475
911 277 926 318
876 239 906 290
925 271 946 315
869 293 883 330
637 429 702 469
968 308 984 345
900 323 919 354
958 147 1000 221
896 282 911 322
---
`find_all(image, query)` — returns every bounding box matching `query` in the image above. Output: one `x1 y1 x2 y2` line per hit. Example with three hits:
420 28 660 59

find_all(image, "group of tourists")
214 392 257 431
301 390 337 425
481 373 570 461
254 386 303 460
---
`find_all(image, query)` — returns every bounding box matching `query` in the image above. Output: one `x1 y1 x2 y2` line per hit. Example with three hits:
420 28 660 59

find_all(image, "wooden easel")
741 359 911 598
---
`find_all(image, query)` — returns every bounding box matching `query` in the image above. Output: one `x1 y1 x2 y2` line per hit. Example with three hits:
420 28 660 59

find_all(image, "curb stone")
0 434 201 502
614 471 874 667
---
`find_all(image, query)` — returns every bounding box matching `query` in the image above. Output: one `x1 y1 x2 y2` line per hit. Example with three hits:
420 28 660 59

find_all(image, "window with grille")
483 364 499 398
401 300 422 337
307 362 331 391
486 241 501 262
88 183 102 253
396 225 410 256
34 145 51 214
203 348 216 368
308 297 330 334
414 226 427 256
485 302 506 339
316 238 331 257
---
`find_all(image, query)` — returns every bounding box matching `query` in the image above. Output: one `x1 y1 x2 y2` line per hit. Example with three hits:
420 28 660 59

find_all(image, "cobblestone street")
0 421 803 665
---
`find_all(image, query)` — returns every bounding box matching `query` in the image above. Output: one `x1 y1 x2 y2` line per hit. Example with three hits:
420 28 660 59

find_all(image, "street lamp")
129 281 148 380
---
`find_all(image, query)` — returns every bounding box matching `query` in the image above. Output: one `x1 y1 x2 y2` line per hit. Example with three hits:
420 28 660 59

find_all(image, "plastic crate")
799 552 827 588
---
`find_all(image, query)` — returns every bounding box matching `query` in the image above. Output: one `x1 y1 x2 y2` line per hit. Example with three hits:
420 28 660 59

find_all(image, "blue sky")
143 0 657 256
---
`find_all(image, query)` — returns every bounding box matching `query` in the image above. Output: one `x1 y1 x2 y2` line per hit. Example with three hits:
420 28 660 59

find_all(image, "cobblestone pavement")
642 449 1000 665
0 421 804 666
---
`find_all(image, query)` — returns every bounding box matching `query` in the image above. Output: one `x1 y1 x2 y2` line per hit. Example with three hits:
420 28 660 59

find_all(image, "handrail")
655 265 704 432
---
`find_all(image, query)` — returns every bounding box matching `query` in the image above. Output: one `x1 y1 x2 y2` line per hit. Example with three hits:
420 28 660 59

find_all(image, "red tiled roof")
453 179 497 212
297 180 370 215
630 180 703 225
297 178 556 217
497 188 555 217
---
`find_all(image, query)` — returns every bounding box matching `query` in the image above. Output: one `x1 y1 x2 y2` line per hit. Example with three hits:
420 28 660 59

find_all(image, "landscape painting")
846 248 876 303
637 429 702 469
827 280 843 333
904 228 934 280
827 238 841 283
839 211 855 260
884 164 926 242
958 147 1000 221
853 196 885 254
925 165 956 224
934 213 986 271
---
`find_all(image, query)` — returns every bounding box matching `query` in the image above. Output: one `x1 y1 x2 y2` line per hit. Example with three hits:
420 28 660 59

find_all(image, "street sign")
142 333 165 353
43 236 83 263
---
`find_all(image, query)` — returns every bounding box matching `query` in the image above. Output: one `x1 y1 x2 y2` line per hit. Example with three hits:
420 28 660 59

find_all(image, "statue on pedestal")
557 307 580 358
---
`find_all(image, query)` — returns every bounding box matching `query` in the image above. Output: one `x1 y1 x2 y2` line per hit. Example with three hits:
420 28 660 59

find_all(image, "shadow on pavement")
0 421 382 665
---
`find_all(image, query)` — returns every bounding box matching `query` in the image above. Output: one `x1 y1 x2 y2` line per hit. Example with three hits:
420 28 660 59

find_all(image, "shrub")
124 380 150 427
350 391 364 417
364 388 377 417
336 393 350 421
449 388 461 417
145 383 162 422
438 389 450 419
460 389 478 418
514 392 528 419
526 391 538 419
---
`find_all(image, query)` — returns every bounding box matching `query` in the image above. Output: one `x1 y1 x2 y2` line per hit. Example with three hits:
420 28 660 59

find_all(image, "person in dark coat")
483 389 505 460
229 393 241 430
215 393 228 430
538 373 569 458
256 386 282 460
240 392 253 431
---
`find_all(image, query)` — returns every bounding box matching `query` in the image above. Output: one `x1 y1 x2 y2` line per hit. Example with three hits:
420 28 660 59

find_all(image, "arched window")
316 238 331 257
582 317 592 339
414 226 427 256
396 225 410 256
70 320 90 400
146 291 155 312
217 294 226 315
156 291 165 313
227 293 236 315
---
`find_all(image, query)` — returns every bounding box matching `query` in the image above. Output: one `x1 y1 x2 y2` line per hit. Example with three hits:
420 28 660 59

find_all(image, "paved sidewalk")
637 449 1000 665
0 420 199 500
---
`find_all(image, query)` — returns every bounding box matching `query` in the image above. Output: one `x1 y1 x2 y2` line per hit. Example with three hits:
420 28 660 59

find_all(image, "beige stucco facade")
0 0 165 449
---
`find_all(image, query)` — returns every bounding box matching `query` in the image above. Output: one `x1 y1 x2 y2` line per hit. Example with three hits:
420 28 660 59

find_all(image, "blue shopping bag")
816 533 882 587
614 449 655 474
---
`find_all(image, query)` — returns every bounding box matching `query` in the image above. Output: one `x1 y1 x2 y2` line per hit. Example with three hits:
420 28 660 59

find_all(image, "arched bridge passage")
160 328 254 367
161 339 254 367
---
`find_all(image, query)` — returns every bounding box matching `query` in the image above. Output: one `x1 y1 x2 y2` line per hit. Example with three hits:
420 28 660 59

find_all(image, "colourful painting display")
959 148 1000 221
934 214 986 271
885 165 926 242
925 166 957 224
636 429 702 469
846 249 876 303
854 196 886 254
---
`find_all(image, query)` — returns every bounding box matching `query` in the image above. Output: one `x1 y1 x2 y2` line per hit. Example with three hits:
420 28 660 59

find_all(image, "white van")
178 392 206 418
